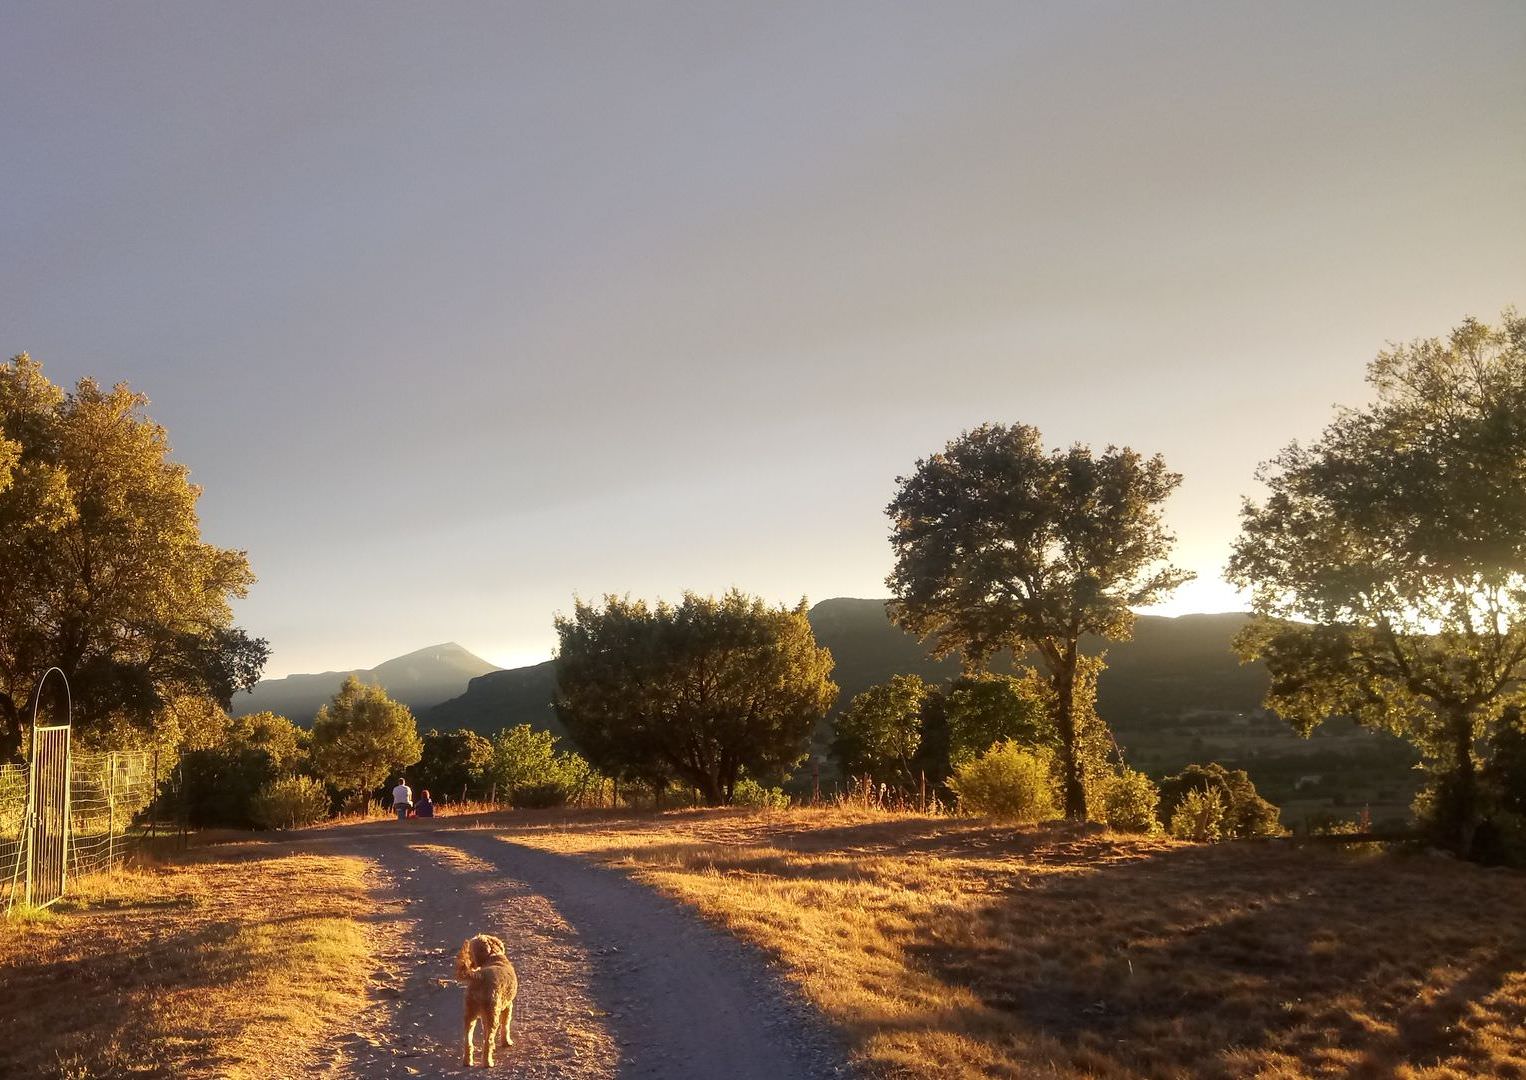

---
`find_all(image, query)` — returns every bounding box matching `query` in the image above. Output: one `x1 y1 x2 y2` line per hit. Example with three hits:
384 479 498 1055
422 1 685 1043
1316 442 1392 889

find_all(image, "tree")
887 423 1191 819
309 676 422 808
1157 762 1281 839
831 674 929 784
488 723 590 807
1227 310 1526 852
414 728 495 801
943 672 1053 769
177 711 309 828
554 590 837 806
0 354 268 758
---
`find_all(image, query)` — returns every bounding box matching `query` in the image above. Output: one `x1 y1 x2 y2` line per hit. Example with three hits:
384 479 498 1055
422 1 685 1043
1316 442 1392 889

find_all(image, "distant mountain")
417 600 1267 737
233 643 500 724
417 599 1420 823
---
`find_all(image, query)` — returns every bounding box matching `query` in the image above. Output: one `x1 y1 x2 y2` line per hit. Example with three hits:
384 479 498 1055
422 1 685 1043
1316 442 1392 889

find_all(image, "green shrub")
1159 762 1282 839
250 775 331 830
1169 787 1225 842
1100 768 1161 833
948 741 1057 823
732 777 790 810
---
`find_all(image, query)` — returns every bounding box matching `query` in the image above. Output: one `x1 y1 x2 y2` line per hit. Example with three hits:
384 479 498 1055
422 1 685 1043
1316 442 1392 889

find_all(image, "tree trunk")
696 772 725 807
1448 709 1479 855
1054 645 1088 821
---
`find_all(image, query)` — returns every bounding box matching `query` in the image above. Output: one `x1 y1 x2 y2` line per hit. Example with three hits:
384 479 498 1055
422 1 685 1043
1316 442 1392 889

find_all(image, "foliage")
249 775 331 830
308 676 422 808
943 672 1053 769
831 674 929 784
413 727 494 800
554 590 838 805
1159 763 1282 839
488 723 593 807
0 353 268 759
1483 708 1526 818
176 711 308 828
1227 310 1526 853
1169 787 1225 842
1098 767 1162 834
732 776 791 810
887 422 1190 818
947 741 1058 822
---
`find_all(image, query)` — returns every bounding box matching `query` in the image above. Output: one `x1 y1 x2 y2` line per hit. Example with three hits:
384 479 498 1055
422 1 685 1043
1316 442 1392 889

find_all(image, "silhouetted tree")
555 591 837 805
414 728 494 801
887 423 1191 819
1228 310 1526 853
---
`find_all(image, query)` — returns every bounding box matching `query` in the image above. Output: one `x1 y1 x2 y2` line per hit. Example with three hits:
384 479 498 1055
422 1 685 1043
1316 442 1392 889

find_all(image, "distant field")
507 808 1526 1079
0 849 377 1079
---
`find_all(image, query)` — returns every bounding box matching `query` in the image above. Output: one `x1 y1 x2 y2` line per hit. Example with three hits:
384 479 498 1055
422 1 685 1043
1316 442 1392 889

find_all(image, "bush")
1100 768 1161 833
250 775 331 830
948 741 1057 823
1169 787 1225 841
1159 762 1282 839
733 777 790 810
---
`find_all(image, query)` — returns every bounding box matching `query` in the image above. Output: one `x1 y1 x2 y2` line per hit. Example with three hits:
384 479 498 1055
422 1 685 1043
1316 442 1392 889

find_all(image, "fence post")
149 748 158 842
107 752 116 871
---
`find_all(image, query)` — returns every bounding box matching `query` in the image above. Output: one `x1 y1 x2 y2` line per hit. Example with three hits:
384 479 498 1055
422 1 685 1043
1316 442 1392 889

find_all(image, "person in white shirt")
392 778 413 820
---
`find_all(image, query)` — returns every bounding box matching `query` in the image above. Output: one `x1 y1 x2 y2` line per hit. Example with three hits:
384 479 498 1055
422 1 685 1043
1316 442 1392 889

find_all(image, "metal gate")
23 668 72 908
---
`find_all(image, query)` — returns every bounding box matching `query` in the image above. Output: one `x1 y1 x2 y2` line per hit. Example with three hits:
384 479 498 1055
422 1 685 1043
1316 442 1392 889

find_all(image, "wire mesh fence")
1 749 157 912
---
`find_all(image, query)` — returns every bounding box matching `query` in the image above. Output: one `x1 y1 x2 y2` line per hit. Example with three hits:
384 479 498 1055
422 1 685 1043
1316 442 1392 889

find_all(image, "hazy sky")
4 3 1524 676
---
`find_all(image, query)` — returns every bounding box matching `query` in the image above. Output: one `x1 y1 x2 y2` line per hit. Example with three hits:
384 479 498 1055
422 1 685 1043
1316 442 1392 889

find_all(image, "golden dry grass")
0 850 377 1079
505 808 1526 1079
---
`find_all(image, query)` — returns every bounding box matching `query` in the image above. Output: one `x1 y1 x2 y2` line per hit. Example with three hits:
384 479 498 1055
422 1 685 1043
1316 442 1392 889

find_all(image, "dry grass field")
507 809 1526 1079
0 849 377 1079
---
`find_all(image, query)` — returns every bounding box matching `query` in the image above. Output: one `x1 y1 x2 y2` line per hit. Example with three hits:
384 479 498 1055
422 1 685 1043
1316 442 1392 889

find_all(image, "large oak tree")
554 591 837 805
887 423 1190 819
0 354 268 758
1228 310 1526 852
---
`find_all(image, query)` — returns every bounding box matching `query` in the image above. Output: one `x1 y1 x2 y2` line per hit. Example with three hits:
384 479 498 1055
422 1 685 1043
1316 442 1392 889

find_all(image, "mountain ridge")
232 641 500 722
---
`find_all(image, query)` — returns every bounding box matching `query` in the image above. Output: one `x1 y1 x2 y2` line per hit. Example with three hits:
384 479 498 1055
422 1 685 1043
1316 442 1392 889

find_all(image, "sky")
3 2 1524 676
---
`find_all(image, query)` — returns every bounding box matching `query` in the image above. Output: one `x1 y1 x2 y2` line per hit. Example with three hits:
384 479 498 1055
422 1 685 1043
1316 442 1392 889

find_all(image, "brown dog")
455 933 519 1067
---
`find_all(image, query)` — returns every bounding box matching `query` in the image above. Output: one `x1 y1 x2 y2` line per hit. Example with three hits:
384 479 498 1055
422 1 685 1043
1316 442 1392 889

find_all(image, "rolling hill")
416 599 1269 736
416 598 1418 823
232 642 500 723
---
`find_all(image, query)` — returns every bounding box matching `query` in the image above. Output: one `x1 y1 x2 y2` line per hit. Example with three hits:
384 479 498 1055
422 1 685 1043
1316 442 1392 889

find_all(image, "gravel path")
309 827 847 1079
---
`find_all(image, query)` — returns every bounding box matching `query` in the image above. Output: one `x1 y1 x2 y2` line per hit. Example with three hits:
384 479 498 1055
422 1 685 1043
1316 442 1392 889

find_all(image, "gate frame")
22 667 72 909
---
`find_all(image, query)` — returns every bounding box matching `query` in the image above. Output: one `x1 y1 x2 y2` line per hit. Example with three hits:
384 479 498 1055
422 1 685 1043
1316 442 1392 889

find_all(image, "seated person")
415 789 435 818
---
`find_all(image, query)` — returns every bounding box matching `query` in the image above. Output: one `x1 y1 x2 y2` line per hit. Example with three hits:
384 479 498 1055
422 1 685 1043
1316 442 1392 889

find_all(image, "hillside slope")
419 599 1418 821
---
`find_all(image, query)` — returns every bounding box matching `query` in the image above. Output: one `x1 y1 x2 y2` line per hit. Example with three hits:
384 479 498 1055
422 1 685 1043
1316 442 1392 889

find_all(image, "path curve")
308 826 848 1079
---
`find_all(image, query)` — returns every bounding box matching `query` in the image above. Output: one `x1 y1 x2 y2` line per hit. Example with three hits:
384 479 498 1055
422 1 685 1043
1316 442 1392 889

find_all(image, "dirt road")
306 825 846 1079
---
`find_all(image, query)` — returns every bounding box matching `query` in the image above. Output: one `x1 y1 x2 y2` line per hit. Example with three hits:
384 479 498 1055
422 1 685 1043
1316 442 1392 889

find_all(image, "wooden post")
107 753 116 871
919 770 927 813
149 748 158 842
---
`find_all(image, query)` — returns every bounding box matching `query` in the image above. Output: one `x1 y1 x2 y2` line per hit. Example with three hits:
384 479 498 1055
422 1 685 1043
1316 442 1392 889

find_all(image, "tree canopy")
1228 310 1526 851
308 676 422 806
554 590 837 805
887 423 1189 818
0 353 267 758
831 673 929 784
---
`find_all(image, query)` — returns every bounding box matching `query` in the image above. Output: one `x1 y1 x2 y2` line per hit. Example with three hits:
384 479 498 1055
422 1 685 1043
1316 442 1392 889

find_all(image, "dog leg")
485 1014 500 1068
463 1015 477 1067
500 1002 514 1046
